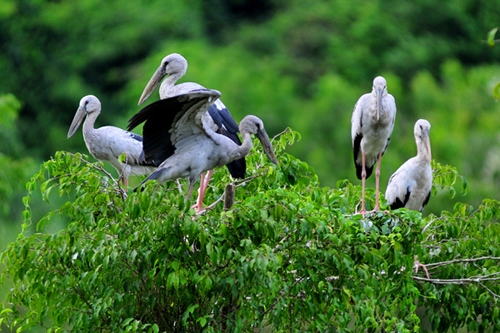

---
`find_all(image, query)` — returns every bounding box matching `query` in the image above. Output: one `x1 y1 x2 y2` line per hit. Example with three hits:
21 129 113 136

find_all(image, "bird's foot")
191 203 205 215
413 255 430 278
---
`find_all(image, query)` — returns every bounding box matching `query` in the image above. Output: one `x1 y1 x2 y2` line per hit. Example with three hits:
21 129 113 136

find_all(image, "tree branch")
424 256 500 269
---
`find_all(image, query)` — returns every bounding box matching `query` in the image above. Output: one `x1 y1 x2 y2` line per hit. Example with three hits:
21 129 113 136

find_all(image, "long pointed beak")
256 128 278 165
424 133 432 161
376 88 382 121
67 106 86 138
138 66 164 105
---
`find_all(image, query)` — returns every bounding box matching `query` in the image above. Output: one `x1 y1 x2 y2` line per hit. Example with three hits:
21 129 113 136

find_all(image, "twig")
424 256 500 268
272 127 292 141
195 194 225 216
478 281 500 299
412 276 500 284
68 152 128 200
422 217 437 233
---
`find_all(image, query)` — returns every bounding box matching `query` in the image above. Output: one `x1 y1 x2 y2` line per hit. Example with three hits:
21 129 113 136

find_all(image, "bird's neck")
82 113 98 136
237 132 254 158
160 74 181 97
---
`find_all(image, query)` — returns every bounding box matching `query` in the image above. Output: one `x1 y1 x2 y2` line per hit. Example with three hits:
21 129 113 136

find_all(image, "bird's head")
240 115 278 165
67 95 101 138
138 53 188 105
414 119 432 160
372 76 387 121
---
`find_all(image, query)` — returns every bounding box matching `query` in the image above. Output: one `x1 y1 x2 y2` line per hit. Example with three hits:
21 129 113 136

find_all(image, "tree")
0 94 34 221
1 130 499 332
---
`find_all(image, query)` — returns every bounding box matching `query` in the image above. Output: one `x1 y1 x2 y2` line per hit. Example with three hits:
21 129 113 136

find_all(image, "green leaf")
487 27 498 47
493 81 500 101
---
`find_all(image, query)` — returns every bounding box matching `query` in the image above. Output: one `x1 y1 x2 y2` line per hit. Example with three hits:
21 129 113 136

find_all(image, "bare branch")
424 256 500 268
478 281 500 299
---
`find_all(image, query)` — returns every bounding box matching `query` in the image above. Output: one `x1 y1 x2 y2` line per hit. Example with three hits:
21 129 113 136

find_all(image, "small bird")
128 90 278 207
138 53 245 211
385 119 432 212
67 95 156 187
351 76 397 216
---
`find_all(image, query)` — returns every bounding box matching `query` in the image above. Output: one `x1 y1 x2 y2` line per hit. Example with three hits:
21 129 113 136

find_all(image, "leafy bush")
1 130 499 332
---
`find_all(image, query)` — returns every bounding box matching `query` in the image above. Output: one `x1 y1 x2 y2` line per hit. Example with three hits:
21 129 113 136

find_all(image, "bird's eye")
85 100 89 106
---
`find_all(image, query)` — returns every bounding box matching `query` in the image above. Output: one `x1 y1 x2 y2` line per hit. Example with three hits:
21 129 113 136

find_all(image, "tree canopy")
1 132 500 332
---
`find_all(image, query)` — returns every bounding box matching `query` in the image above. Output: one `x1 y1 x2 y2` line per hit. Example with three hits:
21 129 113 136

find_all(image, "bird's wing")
207 101 246 179
384 93 397 150
385 161 416 209
98 126 151 166
351 95 369 179
128 89 221 163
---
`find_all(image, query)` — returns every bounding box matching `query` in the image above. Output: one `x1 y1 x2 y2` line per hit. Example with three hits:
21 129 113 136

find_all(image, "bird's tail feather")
134 168 167 192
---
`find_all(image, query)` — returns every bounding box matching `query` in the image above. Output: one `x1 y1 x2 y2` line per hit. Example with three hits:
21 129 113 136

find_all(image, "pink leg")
360 153 367 217
373 153 383 211
193 170 214 213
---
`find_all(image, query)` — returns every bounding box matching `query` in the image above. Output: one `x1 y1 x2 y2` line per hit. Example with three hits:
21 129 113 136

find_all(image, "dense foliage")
1 131 499 332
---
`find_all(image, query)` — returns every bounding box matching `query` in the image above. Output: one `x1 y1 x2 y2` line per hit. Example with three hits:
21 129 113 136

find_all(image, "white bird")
385 119 432 212
138 53 245 212
67 95 156 187
351 76 397 216
128 89 278 204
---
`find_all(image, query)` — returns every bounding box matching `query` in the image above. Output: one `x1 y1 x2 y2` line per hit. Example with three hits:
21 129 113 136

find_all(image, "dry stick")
224 184 235 211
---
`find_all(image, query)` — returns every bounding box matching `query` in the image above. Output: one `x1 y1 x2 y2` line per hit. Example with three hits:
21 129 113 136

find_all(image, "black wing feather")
421 191 431 211
353 133 374 180
389 186 411 210
128 90 219 166
208 104 246 179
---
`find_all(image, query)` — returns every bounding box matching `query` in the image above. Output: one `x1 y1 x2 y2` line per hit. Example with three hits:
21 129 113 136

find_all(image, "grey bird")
351 76 397 215
138 53 246 212
128 89 278 207
67 95 156 186
385 119 432 212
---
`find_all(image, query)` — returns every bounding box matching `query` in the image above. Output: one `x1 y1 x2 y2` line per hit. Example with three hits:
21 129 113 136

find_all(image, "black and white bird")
351 76 397 216
67 95 156 186
137 53 245 212
385 119 432 212
128 89 278 207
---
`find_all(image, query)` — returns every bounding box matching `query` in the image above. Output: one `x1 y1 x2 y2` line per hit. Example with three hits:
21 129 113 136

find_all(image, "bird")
67 95 157 187
351 76 397 216
137 53 246 212
385 119 432 212
128 89 278 208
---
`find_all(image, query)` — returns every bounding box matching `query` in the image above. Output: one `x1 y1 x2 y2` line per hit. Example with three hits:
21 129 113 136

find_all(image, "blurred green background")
1 0 499 237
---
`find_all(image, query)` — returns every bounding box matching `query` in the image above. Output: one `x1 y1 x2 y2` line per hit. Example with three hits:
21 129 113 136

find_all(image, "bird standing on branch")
351 76 397 216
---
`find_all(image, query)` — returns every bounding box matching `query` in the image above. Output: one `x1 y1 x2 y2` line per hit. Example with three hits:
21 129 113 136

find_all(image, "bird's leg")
373 153 383 211
360 153 367 217
192 170 214 214
413 255 430 278
186 180 195 203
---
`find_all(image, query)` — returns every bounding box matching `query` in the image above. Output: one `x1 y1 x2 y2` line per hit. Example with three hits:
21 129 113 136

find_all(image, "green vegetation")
1 133 499 332
1 0 500 331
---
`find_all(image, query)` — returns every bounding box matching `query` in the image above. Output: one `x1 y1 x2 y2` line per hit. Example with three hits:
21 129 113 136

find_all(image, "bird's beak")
376 87 382 121
256 128 278 165
424 130 432 160
138 66 164 105
67 106 86 138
